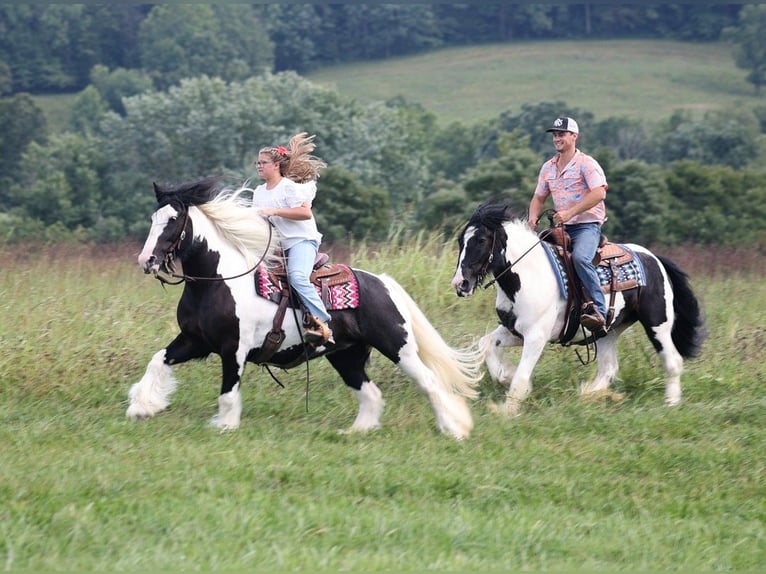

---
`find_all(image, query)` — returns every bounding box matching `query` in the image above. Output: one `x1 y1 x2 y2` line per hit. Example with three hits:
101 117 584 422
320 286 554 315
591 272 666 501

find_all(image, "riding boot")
580 301 606 332
303 314 335 345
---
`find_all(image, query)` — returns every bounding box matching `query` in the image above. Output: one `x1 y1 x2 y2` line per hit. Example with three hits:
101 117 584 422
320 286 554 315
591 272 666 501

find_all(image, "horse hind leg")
580 329 624 402
650 325 684 406
326 349 385 433
210 350 248 431
394 347 474 440
126 349 178 420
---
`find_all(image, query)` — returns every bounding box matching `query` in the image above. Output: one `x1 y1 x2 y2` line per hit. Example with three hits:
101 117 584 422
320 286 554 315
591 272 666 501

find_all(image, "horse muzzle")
139 254 160 275
451 276 476 298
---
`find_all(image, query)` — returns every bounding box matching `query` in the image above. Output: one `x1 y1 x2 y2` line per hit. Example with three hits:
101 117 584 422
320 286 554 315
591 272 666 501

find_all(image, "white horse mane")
195 185 281 267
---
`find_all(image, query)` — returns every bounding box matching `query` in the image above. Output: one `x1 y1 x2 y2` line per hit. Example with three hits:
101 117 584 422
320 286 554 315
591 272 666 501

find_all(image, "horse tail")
656 255 707 359
378 274 484 399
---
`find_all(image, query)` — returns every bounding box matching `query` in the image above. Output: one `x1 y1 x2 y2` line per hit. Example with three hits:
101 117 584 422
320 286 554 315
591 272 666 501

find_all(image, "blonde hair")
257 132 327 183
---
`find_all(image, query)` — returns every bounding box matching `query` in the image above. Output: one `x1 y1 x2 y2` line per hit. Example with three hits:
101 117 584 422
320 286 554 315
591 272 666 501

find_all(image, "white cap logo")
554 118 564 128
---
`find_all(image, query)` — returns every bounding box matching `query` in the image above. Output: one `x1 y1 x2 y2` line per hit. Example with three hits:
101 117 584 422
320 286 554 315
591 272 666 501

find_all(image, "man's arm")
528 194 547 229
555 185 606 225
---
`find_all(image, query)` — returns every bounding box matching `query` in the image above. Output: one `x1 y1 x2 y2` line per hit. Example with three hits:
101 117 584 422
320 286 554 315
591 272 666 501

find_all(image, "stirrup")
303 315 334 345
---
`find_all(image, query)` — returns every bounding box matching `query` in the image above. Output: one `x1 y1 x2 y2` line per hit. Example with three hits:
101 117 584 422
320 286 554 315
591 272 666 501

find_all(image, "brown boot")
304 315 334 345
580 304 606 332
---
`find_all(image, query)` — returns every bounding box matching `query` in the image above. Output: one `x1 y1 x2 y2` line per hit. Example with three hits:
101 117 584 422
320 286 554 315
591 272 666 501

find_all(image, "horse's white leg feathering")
126 349 177 420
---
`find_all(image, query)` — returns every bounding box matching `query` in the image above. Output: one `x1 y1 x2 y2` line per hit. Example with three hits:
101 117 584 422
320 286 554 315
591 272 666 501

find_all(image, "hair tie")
276 146 288 156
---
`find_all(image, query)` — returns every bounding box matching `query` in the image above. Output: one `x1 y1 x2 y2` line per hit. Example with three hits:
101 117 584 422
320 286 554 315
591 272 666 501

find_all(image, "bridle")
153 206 275 286
481 225 553 290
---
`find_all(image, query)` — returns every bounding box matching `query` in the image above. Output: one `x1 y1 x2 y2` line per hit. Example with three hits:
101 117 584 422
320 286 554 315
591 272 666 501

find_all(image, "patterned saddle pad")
542 242 646 299
255 262 360 310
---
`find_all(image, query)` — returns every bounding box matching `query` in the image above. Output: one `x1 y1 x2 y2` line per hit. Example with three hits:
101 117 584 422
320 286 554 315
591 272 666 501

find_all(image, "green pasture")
1 239 763 571
307 39 760 125
35 40 760 134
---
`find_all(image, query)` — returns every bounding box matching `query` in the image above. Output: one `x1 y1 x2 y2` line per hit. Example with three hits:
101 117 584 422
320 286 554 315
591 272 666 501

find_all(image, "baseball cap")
546 117 579 134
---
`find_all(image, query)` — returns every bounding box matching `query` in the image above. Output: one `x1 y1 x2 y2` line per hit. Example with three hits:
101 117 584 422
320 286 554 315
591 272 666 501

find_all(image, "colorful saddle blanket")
541 242 646 300
255 262 360 310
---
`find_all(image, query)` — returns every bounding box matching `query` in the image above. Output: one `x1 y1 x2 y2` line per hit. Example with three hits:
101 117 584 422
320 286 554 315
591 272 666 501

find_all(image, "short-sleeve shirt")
534 149 608 225
252 178 322 250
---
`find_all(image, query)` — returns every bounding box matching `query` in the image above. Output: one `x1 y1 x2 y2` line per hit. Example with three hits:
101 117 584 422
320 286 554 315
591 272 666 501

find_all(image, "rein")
154 213 275 285
482 227 554 290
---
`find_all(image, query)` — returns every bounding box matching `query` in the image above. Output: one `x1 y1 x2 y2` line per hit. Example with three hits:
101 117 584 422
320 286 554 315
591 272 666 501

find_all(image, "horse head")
137 178 218 276
451 203 513 297
138 188 190 276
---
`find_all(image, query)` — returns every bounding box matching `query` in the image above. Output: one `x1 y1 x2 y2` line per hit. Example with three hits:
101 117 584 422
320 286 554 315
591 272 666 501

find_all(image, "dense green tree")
722 4 766 95
590 116 654 162
663 160 754 245
91 73 429 239
0 60 11 95
421 131 540 234
258 4 326 72
313 166 389 242
8 133 109 235
137 4 273 90
70 86 109 135
0 93 47 198
482 102 595 160
657 110 759 168
602 160 674 246
89 64 153 115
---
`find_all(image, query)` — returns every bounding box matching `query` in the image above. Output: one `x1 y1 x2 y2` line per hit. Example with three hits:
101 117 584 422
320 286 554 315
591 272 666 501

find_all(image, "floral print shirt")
534 149 608 225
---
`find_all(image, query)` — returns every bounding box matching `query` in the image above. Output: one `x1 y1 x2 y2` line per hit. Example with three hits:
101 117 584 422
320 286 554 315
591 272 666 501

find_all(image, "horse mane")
154 176 221 207
198 185 281 267
157 177 280 267
468 202 527 231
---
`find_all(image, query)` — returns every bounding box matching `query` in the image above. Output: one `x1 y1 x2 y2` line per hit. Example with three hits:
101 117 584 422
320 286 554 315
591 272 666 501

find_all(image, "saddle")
252 253 358 363
541 227 640 344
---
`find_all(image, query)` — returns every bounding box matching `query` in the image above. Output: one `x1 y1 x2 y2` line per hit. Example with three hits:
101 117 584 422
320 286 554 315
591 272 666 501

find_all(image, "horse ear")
153 182 162 202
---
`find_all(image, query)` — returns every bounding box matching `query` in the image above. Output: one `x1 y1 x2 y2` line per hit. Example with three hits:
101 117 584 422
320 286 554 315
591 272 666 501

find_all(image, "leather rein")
482 225 554 290
153 208 275 286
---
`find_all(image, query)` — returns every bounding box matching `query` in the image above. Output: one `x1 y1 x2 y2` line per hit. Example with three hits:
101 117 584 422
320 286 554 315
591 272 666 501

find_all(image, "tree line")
0 4 752 95
1 4 765 248
2 72 765 248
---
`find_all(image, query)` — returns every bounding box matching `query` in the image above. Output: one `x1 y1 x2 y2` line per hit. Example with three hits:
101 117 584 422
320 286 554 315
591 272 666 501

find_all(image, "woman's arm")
258 202 313 220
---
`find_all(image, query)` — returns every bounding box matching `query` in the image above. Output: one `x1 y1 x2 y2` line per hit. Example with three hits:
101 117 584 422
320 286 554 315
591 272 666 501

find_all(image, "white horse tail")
378 274 484 399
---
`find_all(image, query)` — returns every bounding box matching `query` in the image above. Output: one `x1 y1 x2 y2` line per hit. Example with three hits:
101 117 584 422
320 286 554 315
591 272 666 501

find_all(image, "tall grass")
1 240 764 570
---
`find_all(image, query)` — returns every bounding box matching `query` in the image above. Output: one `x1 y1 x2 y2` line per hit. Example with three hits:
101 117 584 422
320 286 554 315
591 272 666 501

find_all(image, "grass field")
1 240 764 570
310 39 759 125
35 40 760 134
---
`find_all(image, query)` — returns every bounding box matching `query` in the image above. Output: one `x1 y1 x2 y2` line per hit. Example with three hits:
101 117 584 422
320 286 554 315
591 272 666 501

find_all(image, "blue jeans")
565 223 606 316
285 240 331 323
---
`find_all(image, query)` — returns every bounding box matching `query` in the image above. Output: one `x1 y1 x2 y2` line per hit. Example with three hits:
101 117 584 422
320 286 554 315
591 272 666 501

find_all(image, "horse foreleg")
127 334 209 421
126 349 177 420
480 325 522 386
210 351 246 431
490 333 546 417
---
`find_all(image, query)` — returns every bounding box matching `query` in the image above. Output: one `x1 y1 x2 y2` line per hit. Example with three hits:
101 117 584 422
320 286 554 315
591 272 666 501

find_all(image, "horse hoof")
581 390 625 404
126 406 152 421
487 400 521 417
209 416 239 431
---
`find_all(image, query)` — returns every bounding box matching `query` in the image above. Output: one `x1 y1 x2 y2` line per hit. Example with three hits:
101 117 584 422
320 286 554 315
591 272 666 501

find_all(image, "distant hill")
306 39 759 125
35 39 759 133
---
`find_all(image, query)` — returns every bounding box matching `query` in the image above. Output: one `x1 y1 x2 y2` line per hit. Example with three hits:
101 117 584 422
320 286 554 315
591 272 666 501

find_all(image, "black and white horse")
128 178 483 439
451 202 706 414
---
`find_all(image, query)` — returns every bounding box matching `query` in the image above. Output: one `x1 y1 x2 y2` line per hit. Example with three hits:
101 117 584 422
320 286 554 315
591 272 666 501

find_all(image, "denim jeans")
565 223 606 316
285 240 331 323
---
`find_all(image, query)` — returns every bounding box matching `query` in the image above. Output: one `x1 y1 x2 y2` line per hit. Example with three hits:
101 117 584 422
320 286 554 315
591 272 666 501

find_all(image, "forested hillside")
1 4 765 247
